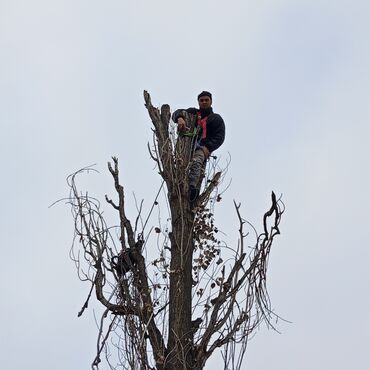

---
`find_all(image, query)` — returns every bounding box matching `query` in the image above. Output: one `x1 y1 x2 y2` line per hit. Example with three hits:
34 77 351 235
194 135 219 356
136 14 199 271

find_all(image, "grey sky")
1 0 370 369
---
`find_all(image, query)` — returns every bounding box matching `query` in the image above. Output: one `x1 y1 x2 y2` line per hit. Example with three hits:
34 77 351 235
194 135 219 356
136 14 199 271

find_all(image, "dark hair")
197 91 212 101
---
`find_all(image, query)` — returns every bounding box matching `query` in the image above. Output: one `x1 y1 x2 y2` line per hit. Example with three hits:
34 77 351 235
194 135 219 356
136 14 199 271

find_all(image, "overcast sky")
1 0 370 369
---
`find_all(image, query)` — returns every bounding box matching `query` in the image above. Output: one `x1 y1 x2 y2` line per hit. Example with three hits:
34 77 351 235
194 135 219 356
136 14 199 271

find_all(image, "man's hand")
201 146 210 158
177 117 187 131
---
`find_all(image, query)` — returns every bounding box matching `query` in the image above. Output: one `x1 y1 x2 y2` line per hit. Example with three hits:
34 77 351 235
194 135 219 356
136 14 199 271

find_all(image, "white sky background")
1 0 370 369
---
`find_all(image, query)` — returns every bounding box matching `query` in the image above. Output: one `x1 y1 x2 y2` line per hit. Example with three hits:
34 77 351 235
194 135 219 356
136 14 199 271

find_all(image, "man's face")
198 96 212 110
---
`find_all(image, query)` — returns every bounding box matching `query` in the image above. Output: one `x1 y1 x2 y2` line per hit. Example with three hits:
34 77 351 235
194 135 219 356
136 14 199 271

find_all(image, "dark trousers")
188 148 206 188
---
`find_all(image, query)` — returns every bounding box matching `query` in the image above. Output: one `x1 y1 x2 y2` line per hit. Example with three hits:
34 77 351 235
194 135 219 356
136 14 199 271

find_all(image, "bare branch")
78 282 95 317
107 157 135 249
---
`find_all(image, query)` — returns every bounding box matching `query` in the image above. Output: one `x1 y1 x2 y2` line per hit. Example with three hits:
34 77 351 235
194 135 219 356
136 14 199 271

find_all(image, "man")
172 91 225 202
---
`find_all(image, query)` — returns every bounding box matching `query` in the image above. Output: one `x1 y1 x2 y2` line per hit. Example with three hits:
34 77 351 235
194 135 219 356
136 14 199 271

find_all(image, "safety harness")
197 112 208 139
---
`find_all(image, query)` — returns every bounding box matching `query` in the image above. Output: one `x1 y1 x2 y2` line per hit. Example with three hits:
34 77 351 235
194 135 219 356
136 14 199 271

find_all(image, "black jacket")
172 107 225 153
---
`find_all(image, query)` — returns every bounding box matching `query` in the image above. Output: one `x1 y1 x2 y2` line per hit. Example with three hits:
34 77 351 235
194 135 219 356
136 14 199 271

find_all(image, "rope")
142 180 165 235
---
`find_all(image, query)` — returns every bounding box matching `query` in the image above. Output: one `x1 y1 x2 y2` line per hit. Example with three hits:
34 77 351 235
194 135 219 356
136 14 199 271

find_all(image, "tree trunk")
143 92 200 368
166 201 195 368
165 111 198 369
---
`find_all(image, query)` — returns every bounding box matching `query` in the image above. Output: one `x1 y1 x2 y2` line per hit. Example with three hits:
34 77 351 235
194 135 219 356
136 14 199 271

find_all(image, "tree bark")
144 91 199 368
165 111 198 369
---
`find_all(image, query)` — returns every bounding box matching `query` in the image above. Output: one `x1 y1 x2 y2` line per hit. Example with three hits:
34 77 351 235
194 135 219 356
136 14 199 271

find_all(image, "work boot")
189 185 199 203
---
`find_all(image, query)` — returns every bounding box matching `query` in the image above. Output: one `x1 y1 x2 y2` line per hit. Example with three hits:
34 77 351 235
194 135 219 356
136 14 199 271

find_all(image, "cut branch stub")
144 90 175 190
160 103 171 131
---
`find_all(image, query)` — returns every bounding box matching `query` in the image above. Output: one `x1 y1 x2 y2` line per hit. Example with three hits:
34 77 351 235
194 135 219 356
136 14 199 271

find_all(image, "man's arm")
203 114 225 153
172 108 198 131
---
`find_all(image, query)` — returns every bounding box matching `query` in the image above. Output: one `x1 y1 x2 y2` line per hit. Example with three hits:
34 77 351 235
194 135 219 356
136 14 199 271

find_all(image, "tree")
68 91 284 370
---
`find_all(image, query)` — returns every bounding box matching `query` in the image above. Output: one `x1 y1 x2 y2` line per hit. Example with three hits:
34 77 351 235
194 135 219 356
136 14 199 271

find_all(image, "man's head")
197 91 212 110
